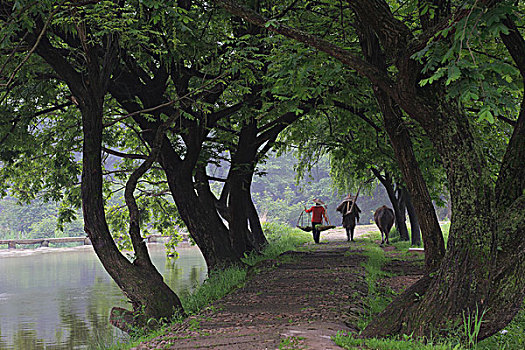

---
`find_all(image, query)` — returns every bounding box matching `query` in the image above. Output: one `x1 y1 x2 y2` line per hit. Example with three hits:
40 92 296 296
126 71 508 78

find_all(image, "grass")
334 310 525 350
345 234 395 331
334 332 464 350
335 231 525 350
102 223 310 349
279 335 306 350
477 305 525 350
388 221 451 248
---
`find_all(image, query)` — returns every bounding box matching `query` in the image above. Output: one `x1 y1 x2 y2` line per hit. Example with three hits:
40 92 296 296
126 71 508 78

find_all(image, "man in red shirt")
305 199 329 243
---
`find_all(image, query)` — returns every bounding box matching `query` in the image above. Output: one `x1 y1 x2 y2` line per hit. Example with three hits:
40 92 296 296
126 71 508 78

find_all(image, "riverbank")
127 225 424 349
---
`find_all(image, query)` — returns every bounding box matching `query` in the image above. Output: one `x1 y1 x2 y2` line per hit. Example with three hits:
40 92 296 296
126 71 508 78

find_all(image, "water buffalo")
374 205 395 244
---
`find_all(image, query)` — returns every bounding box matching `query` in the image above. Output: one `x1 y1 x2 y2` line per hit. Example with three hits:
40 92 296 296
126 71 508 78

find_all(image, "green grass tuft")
334 331 465 350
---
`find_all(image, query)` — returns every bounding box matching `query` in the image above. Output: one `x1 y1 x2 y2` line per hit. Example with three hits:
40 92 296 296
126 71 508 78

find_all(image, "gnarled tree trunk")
32 29 185 331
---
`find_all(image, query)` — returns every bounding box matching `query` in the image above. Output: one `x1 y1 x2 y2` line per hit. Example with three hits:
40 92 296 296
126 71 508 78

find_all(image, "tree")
1 0 185 330
1 0 321 328
274 48 444 248
214 0 525 339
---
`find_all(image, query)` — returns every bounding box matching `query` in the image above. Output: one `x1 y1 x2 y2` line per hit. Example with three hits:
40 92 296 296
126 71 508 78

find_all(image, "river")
0 244 207 350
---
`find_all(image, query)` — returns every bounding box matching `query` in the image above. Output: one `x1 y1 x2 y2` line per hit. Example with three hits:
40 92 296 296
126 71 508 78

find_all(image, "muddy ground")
131 225 424 349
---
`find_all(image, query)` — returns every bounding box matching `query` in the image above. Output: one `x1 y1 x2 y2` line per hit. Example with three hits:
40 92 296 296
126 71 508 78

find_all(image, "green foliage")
0 197 83 240
279 335 306 350
243 222 311 265
252 153 339 225
360 240 393 321
334 304 525 350
180 265 247 316
334 331 464 350
462 306 487 349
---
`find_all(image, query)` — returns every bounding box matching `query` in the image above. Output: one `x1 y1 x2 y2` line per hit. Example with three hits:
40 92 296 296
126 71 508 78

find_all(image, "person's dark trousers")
312 221 321 243
345 226 355 241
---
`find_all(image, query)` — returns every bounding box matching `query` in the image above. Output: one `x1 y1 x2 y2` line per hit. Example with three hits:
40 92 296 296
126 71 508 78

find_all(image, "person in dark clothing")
336 194 361 242
305 199 329 243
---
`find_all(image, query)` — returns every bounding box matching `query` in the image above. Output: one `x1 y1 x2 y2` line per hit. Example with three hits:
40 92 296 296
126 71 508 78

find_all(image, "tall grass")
477 302 525 350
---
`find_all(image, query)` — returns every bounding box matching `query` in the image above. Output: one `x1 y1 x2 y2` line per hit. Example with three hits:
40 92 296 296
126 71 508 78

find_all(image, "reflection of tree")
58 287 122 349
0 325 8 350
162 250 207 295
1 247 204 349
163 260 182 290
11 328 47 350
190 266 204 291
57 290 91 349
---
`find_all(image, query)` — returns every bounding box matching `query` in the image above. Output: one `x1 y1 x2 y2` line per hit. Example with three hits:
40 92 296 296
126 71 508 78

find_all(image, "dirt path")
131 225 417 350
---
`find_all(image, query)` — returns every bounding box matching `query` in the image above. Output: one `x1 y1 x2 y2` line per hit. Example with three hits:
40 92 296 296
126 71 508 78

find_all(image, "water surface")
0 244 207 349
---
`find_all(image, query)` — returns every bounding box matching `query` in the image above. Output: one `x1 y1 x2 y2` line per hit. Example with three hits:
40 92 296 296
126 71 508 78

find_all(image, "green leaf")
478 107 494 123
446 65 461 85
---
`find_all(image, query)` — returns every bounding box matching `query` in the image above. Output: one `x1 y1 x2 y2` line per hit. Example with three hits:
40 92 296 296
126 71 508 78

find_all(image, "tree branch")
213 0 396 95
102 147 147 160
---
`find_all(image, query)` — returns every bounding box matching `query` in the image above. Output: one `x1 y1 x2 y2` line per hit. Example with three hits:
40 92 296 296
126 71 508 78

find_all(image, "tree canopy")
1 0 523 340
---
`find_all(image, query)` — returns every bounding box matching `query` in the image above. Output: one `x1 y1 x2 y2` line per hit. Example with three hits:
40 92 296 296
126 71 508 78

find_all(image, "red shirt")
306 206 326 223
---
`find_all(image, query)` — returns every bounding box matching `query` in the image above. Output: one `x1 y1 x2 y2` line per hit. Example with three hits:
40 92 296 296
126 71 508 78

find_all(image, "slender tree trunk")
404 189 421 246
228 119 268 254
395 184 409 241
246 190 268 249
372 169 409 241
355 20 445 269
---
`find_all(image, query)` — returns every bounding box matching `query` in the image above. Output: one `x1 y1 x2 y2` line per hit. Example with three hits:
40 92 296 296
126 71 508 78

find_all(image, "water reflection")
0 244 207 349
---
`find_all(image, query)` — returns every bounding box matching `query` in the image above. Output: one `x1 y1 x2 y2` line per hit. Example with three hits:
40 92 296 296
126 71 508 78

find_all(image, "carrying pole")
347 176 374 215
296 210 304 227
347 184 362 216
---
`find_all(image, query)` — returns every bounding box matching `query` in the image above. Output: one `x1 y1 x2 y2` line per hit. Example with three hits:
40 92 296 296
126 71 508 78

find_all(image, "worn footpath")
132 226 423 349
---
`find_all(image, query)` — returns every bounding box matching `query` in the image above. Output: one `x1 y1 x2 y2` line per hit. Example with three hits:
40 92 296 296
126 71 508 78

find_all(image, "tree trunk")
161 153 245 269
245 190 268 249
372 169 410 242
228 119 268 254
356 20 445 269
362 98 522 340
80 96 184 332
395 184 409 241
404 189 421 246
31 30 185 332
